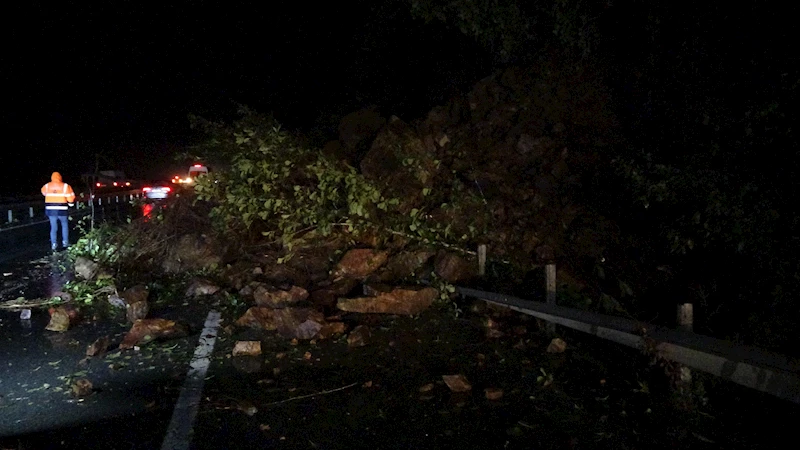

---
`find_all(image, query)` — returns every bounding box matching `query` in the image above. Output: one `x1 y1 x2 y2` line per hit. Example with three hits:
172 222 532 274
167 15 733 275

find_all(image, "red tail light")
143 187 151 191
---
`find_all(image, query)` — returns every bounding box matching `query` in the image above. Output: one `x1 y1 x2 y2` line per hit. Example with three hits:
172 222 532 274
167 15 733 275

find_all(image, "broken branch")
263 382 359 407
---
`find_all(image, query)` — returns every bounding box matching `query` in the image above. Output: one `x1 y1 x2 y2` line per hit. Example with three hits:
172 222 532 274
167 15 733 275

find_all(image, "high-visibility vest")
42 182 76 212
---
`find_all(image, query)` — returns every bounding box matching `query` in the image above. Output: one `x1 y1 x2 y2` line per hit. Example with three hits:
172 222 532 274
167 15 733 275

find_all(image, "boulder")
45 305 81 332
235 307 327 340
434 252 476 284
232 341 262 357
332 248 389 279
338 106 386 162
347 325 371 348
253 285 309 308
337 287 438 315
73 256 100 281
119 319 187 349
185 278 221 297
360 116 439 212
379 250 435 283
121 284 149 323
162 234 222 273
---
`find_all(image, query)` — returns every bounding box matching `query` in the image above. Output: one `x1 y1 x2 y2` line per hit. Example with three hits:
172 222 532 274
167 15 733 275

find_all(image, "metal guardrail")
456 286 800 405
0 190 142 231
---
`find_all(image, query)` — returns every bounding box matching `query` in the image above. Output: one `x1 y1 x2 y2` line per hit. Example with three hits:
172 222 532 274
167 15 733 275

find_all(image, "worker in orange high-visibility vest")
41 172 76 251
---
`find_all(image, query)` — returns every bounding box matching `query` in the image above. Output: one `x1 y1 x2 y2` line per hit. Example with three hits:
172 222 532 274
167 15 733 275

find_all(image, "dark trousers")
48 215 69 246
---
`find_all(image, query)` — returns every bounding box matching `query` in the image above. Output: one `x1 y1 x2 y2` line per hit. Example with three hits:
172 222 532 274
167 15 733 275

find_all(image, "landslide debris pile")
324 57 628 302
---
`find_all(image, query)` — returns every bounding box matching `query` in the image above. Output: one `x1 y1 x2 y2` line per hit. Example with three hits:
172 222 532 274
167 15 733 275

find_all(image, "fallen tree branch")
385 229 478 256
263 382 359 407
0 296 69 310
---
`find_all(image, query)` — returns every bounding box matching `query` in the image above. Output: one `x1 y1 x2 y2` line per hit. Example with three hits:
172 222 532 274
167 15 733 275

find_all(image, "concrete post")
478 244 487 277
546 263 557 334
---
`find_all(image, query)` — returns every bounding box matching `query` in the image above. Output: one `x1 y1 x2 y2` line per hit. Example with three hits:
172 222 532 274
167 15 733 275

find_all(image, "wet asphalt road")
0 205 220 449
0 255 210 449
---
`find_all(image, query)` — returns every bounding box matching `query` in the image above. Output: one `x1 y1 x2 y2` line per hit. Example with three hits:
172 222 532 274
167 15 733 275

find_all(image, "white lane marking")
161 310 221 450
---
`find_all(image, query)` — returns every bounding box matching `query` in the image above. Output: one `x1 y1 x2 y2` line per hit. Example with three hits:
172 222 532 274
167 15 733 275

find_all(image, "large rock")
73 256 100 281
442 374 472 393
253 285 309 308
284 250 332 284
119 319 187 349
317 321 348 340
310 278 359 311
45 305 81 332
235 307 277 330
161 234 223 273
272 308 325 339
347 325 371 347
126 300 149 323
336 287 438 315
332 249 389 280
185 278 221 298
338 106 386 162
258 263 307 287
235 307 327 340
379 250 435 283
121 284 149 305
121 284 149 323
232 341 262 357
434 252 476 284
359 116 439 212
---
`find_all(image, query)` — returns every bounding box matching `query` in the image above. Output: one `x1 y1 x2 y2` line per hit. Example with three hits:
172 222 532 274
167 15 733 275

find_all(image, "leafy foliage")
67 220 128 266
188 109 489 255
190 110 397 247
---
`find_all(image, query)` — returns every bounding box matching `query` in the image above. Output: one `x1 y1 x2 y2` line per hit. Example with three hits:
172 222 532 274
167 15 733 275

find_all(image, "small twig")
263 382 359 407
385 229 478 256
517 421 535 429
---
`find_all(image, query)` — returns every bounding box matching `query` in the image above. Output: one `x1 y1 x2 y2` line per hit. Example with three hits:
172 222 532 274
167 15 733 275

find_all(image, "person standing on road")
41 172 75 251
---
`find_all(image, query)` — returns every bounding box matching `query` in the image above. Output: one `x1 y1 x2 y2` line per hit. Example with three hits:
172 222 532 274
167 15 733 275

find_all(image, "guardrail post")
29 207 34 218
545 263 557 334
7 210 11 224
676 303 694 395
677 303 693 332
478 244 487 277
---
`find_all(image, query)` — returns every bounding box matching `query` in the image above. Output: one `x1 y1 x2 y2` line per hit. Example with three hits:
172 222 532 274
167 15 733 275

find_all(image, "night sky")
4 2 796 200
2 1 490 197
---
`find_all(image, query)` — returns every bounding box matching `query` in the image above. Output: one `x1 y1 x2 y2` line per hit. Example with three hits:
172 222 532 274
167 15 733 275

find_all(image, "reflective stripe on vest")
44 183 73 207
